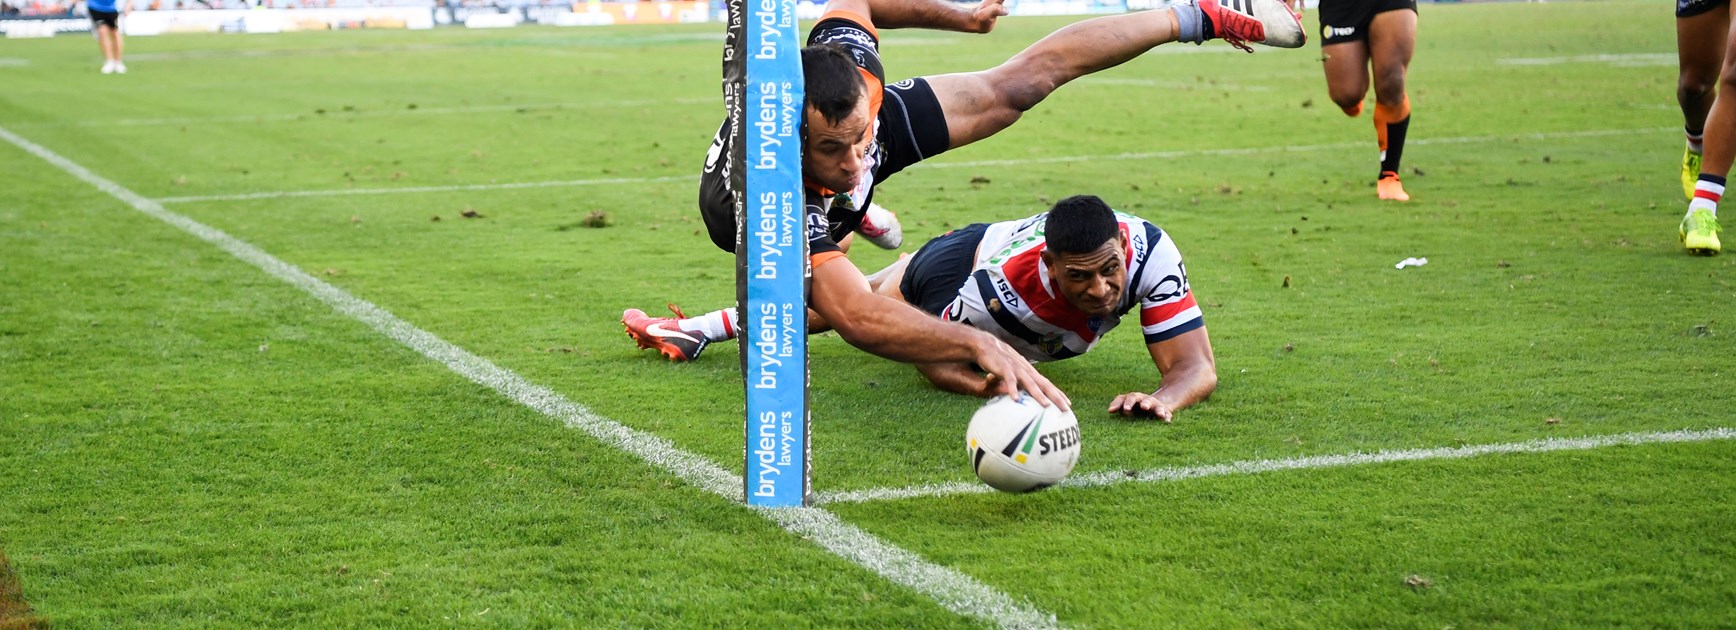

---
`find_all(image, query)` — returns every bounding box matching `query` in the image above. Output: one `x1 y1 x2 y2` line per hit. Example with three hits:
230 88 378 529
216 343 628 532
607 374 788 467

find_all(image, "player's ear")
1039 248 1056 267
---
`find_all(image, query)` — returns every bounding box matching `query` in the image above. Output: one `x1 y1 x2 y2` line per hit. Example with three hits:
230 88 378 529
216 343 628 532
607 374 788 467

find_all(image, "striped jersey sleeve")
1130 222 1204 344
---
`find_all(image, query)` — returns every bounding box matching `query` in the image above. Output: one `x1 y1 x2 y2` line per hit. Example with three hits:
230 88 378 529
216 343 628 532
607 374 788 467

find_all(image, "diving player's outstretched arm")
810 256 1070 411
1107 328 1218 422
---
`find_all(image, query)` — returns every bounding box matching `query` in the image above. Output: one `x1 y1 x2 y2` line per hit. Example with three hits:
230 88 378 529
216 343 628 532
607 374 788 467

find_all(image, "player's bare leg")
1678 6 1728 199
1367 8 1415 201
96 24 119 73
110 22 125 73
927 0 1304 150
1681 14 1736 255
1320 40 1370 118
866 252 914 297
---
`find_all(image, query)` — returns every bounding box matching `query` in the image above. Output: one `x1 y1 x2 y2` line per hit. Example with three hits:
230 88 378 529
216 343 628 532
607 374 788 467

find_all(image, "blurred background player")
1677 0 1728 199
89 0 128 74
1315 0 1416 200
865 195 1217 422
623 0 1303 371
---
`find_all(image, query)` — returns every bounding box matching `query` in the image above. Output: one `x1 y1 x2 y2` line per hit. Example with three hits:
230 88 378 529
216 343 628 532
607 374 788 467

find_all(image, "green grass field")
4 0 1736 626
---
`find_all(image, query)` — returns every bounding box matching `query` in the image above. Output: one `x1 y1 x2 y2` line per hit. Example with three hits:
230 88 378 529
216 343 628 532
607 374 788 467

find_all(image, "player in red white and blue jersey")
867 195 1216 422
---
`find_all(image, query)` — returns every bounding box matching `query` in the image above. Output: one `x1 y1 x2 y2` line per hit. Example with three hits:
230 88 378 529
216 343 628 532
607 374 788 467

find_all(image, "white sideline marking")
815 428 1736 505
156 175 696 204
1498 53 1674 67
1078 77 1274 92
0 125 1060 630
923 126 1676 170
0 58 28 67
151 126 1673 204
12 97 715 129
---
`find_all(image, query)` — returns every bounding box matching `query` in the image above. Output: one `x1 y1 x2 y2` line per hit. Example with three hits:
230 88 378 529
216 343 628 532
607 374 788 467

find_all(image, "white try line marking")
11 97 716 129
816 428 1736 505
0 124 1060 630
152 126 1674 205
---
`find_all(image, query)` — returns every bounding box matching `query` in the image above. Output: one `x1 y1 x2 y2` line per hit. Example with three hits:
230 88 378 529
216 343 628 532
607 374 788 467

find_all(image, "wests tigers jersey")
940 212 1203 362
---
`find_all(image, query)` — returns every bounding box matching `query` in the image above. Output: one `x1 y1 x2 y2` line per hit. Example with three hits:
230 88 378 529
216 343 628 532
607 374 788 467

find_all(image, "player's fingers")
1024 366 1069 412
983 363 1023 400
1107 394 1128 413
981 372 1004 395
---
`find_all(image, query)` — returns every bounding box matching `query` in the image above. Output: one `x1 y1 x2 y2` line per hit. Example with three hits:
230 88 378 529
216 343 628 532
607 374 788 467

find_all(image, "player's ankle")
1172 2 1208 44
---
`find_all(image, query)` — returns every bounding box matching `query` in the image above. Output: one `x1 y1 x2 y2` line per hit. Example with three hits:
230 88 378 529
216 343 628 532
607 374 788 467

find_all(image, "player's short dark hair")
801 44 865 124
1045 195 1120 255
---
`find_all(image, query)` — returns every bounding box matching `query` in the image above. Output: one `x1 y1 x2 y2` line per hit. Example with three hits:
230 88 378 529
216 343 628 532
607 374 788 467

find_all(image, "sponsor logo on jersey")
1148 274 1186 302
1324 24 1356 39
806 208 830 240
814 26 876 52
993 277 1022 309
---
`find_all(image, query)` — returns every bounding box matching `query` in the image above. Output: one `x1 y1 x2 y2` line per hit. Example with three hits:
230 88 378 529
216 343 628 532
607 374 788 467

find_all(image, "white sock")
681 308 738 342
1691 179 1724 217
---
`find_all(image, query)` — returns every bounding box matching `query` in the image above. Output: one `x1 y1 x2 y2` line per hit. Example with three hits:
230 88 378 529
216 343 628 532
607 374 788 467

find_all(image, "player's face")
802 96 873 194
1046 238 1127 317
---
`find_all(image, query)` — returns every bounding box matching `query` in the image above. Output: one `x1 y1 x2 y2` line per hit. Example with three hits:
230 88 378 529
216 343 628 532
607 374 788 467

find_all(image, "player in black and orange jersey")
1677 0 1729 200
622 0 1304 405
1315 0 1417 200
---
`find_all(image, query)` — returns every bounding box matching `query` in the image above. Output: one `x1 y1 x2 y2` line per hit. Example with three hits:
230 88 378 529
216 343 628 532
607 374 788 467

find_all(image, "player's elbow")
1198 366 1218 400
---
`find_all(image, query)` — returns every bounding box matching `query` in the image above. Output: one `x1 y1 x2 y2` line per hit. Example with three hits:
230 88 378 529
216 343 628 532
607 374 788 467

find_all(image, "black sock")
1381 115 1410 175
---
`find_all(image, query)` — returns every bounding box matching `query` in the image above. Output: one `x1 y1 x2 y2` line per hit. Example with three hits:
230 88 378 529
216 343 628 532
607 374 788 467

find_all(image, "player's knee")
1679 74 1716 104
993 73 1054 114
1371 71 1406 105
1329 91 1364 116
983 54 1064 114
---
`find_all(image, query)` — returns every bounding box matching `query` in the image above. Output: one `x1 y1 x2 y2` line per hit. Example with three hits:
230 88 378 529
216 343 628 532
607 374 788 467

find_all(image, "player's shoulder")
809 11 880 51
1112 211 1175 253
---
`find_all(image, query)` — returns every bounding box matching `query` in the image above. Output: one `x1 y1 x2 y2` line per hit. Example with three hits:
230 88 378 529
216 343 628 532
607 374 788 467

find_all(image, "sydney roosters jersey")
939 212 1204 362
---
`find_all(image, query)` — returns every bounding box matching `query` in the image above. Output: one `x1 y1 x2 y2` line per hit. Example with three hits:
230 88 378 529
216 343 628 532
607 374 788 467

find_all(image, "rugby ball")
965 394 1081 493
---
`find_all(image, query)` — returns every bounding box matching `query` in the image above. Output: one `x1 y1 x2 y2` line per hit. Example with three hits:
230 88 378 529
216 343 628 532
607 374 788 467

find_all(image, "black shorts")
900 223 988 316
873 77 951 182
1679 0 1729 19
89 9 119 29
1316 0 1415 46
697 77 950 253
